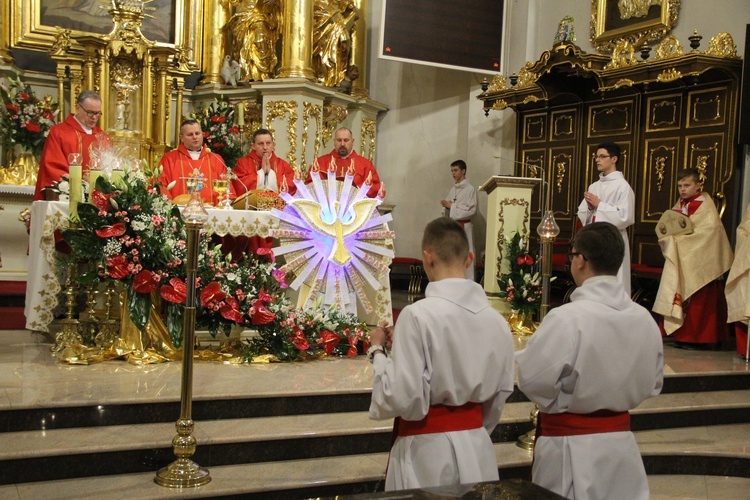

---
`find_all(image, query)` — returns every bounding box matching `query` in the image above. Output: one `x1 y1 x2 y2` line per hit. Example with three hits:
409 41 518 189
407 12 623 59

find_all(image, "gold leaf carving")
265 100 298 170
361 118 376 163
653 35 684 60
488 75 508 92
705 33 739 58
604 40 637 70
491 99 509 111
657 68 682 82
302 101 323 174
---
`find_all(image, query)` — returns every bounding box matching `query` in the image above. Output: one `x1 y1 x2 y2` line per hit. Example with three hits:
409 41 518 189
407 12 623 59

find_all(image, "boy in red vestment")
34 90 109 200
308 127 381 198
232 128 297 196
653 169 733 348
157 119 234 206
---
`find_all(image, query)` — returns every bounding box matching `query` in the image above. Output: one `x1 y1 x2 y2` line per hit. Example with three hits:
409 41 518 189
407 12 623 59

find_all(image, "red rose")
6 104 19 113
525 255 534 266
106 254 129 279
218 116 226 123
229 126 239 134
516 256 525 266
133 269 160 294
95 222 126 238
160 278 187 303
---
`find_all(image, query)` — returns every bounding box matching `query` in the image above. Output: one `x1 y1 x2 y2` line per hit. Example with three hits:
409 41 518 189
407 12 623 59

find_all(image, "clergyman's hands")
440 199 452 209
583 191 600 210
261 152 272 174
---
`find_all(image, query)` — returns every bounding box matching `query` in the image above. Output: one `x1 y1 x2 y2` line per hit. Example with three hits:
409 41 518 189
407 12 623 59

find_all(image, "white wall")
368 0 750 259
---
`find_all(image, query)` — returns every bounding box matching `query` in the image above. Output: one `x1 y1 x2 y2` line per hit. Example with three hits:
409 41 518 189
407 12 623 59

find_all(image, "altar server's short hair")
422 217 469 264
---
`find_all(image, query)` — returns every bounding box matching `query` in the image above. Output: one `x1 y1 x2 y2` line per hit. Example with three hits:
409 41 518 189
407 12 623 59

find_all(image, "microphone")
227 169 259 210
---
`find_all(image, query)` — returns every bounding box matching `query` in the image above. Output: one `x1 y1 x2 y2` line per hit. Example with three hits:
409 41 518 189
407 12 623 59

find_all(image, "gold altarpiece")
1 0 385 174
478 33 743 269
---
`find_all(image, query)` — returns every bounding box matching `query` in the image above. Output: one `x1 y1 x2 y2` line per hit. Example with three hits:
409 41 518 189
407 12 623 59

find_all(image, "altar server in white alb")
577 142 635 295
440 159 478 280
368 217 515 491
516 222 663 500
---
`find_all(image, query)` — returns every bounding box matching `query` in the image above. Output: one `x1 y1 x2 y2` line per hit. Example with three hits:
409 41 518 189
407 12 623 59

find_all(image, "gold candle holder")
53 260 83 352
155 185 210 488
95 281 119 348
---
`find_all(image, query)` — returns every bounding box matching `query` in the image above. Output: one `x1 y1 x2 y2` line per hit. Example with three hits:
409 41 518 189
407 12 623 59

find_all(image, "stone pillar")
277 0 315 79
350 0 368 98
201 0 229 85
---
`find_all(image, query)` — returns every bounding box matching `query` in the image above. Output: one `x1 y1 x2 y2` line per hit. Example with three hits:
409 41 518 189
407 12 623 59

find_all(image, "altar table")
24 201 393 332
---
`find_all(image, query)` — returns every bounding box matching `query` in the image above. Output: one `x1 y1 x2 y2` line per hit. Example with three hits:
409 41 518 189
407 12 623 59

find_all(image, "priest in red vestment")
308 127 381 198
34 91 109 201
653 168 733 348
157 119 234 206
232 128 297 196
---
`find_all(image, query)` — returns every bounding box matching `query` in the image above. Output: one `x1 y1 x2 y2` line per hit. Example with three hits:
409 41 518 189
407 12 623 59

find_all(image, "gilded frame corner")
590 0 680 51
11 0 198 59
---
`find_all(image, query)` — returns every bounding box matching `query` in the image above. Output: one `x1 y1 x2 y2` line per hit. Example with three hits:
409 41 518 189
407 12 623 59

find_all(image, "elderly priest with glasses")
34 90 110 201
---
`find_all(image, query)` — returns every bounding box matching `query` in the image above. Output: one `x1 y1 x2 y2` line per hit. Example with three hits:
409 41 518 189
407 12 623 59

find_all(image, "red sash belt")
456 219 471 227
539 410 630 437
395 402 483 437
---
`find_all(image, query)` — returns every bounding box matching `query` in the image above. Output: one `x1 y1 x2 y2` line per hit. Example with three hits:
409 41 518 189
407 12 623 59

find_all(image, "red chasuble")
34 114 109 201
232 150 297 195
157 144 232 206
309 149 381 198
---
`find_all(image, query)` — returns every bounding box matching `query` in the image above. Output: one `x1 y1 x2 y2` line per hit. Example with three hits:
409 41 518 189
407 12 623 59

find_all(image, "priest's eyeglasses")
567 251 587 262
595 154 611 159
78 105 103 118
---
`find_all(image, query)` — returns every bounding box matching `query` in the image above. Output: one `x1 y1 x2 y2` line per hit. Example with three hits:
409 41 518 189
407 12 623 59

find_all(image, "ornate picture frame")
590 0 680 51
11 0 187 50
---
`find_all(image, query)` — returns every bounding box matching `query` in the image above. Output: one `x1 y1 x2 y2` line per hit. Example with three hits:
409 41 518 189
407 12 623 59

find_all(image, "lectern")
479 176 541 314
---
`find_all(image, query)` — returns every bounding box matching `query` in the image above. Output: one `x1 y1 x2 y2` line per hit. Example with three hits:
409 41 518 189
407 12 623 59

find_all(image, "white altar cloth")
24 201 392 332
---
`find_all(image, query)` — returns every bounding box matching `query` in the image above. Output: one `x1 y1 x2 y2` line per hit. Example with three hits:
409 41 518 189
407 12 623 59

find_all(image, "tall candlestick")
69 164 83 223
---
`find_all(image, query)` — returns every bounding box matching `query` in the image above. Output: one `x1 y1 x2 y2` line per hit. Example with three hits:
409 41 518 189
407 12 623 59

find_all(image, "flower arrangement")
61 161 370 361
0 75 58 156
191 97 244 168
62 165 189 339
497 232 543 317
243 301 370 362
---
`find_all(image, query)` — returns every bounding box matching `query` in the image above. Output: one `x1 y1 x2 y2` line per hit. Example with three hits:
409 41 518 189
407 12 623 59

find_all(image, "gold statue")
225 0 282 82
313 0 359 87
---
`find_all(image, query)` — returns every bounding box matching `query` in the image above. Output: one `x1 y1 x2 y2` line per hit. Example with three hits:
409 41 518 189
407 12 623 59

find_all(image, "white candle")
69 164 82 222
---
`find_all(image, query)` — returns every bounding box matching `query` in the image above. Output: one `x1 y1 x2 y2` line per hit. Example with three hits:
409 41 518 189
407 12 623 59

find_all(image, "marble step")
1 390 749 485
2 424 749 500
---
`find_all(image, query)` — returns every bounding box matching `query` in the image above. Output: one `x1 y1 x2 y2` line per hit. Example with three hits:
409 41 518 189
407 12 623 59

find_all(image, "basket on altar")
232 189 286 211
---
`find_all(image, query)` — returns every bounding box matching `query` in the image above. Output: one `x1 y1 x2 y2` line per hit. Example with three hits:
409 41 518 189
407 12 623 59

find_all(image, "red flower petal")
95 222 126 238
347 346 358 357
220 297 244 323
133 269 159 294
91 190 112 212
525 255 534 266
251 304 276 325
516 256 526 266
291 329 311 351
200 281 227 307
318 330 341 355
160 283 186 304
106 254 129 279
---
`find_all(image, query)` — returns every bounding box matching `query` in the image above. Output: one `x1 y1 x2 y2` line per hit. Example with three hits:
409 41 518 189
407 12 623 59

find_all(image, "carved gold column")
350 0 368 98
173 79 186 147
201 0 229 85
278 0 315 79
0 0 13 63
151 49 173 152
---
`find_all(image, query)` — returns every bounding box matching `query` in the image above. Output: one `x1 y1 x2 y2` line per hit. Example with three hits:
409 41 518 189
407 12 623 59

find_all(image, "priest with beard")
308 127 381 198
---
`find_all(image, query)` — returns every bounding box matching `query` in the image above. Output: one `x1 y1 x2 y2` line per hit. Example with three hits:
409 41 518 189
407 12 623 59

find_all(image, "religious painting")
12 0 186 50
590 0 680 51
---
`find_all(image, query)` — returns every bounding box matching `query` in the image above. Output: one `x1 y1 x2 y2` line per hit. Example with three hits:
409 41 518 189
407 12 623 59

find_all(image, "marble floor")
0 329 749 499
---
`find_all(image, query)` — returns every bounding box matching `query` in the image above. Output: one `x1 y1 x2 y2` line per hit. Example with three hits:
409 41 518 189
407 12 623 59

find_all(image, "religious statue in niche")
225 0 282 82
313 0 359 87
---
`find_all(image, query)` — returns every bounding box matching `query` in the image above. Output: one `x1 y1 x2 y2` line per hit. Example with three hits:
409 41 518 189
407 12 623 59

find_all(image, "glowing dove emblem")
290 198 379 265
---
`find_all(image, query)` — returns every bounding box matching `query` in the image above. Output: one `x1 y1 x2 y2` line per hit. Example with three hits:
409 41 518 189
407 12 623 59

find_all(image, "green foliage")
497 232 543 316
